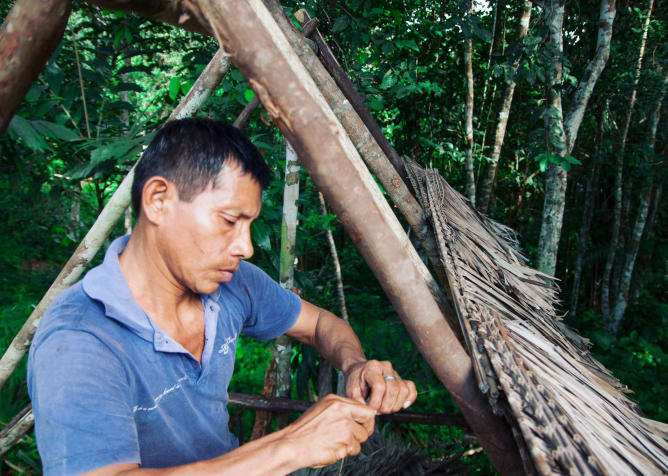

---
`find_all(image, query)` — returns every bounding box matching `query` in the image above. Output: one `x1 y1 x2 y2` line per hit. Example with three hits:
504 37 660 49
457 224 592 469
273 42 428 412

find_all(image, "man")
28 118 417 475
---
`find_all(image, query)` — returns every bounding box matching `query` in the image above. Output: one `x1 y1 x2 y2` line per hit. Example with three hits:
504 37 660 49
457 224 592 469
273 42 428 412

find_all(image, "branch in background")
318 192 349 322
84 0 212 36
233 96 260 129
0 49 232 390
71 31 91 138
0 0 72 136
477 0 532 215
0 405 34 457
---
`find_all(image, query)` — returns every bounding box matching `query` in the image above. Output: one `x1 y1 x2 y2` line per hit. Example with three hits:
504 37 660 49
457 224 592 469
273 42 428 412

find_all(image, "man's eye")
221 216 237 225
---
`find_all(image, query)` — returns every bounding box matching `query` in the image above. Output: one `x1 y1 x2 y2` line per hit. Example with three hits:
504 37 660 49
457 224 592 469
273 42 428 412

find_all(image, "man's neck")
118 227 202 334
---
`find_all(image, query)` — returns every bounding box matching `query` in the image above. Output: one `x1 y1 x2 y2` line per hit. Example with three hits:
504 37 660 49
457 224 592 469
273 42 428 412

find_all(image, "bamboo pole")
0 49 232 389
190 1 522 472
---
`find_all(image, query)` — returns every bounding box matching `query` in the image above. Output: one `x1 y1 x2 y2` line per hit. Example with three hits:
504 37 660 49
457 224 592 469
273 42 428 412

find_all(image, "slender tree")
608 66 666 333
569 110 603 318
537 0 616 275
273 139 300 428
601 0 653 322
463 0 476 205
477 0 532 214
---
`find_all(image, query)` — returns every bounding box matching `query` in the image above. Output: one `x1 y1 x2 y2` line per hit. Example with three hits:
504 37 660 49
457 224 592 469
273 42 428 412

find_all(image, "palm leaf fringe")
403 159 668 475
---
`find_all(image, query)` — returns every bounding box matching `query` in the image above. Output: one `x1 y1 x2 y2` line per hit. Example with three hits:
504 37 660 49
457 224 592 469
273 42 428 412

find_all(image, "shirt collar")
82 235 155 342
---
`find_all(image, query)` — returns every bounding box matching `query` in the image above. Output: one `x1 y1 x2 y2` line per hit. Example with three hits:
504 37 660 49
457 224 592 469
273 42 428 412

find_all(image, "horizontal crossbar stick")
229 393 470 429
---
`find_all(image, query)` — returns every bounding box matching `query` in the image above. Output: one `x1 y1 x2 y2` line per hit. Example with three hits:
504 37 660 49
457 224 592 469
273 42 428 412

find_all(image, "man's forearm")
90 428 301 476
312 308 367 374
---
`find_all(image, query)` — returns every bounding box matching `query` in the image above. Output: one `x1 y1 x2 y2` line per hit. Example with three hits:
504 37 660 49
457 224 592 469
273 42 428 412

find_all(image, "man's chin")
218 270 235 282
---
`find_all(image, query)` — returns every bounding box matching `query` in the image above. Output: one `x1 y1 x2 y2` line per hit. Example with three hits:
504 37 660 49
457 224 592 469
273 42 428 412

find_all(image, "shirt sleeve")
236 261 302 340
28 329 140 475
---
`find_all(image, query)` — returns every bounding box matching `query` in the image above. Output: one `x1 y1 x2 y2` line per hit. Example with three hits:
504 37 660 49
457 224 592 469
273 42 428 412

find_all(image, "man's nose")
231 224 254 259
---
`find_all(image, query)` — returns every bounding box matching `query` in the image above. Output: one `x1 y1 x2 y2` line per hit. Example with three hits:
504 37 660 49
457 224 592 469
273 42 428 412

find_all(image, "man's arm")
87 394 375 476
286 299 418 414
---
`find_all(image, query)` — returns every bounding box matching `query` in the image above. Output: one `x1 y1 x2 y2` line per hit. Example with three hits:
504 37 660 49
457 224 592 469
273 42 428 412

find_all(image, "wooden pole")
0 0 72 136
189 1 522 472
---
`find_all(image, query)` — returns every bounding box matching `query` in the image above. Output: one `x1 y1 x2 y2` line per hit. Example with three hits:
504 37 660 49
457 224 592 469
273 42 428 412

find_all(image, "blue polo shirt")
27 235 301 475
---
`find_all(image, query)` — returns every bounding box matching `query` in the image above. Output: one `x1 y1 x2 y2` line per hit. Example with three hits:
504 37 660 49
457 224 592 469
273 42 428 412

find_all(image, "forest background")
0 0 665 473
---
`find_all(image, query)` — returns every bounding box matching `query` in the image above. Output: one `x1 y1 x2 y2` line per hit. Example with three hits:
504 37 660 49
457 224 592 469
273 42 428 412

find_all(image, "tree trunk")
537 0 567 276
630 182 663 301
477 0 505 156
463 0 476 205
608 66 665 333
316 192 348 398
537 0 616 276
569 123 601 318
273 140 300 428
190 1 523 472
0 50 232 389
476 0 532 214
249 357 277 440
601 0 652 323
0 0 72 136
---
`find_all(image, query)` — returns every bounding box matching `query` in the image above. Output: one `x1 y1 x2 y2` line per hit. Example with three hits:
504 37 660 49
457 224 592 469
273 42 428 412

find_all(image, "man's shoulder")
32 281 111 350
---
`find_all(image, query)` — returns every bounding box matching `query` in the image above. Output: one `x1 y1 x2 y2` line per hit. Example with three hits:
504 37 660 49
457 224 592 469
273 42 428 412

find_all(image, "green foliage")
0 0 666 473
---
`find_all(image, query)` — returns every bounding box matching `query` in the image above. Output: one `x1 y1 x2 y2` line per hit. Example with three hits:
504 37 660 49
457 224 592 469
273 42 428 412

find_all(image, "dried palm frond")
403 159 668 475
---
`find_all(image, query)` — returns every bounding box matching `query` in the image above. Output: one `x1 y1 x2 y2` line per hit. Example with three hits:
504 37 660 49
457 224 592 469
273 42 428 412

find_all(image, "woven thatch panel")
404 160 668 475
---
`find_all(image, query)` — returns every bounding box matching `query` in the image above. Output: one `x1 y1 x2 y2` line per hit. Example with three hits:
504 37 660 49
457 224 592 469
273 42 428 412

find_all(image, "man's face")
158 161 262 295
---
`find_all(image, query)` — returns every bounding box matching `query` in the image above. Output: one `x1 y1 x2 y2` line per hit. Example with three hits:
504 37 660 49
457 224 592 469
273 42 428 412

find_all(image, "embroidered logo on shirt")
133 375 188 413
218 336 236 355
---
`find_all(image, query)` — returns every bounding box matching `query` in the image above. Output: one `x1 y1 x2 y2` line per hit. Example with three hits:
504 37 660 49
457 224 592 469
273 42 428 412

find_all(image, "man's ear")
141 176 177 225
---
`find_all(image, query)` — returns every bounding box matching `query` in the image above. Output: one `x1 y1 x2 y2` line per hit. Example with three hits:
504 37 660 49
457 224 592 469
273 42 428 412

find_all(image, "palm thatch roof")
404 159 668 475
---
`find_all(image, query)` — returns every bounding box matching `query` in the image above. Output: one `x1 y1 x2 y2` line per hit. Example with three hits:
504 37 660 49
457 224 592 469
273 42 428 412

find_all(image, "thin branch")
71 31 91 139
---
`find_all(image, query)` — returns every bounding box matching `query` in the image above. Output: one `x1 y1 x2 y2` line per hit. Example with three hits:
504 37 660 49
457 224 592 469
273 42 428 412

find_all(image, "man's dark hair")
131 118 271 214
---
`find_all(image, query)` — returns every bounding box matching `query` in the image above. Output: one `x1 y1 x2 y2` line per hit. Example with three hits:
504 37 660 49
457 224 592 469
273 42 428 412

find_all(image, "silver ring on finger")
383 375 396 381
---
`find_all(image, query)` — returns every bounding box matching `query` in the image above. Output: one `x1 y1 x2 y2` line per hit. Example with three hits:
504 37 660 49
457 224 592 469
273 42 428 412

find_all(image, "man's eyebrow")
219 209 260 220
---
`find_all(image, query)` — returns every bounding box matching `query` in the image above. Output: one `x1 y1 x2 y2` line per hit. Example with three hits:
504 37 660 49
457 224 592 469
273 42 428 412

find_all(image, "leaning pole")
191 0 522 473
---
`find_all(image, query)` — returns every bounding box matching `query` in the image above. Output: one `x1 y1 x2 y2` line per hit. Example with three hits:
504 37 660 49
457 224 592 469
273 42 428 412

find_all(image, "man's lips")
218 267 238 279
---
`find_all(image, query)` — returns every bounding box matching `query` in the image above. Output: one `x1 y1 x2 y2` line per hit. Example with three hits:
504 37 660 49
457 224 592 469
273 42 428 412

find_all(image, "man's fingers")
347 380 365 404
366 374 386 411
404 380 418 409
379 378 401 413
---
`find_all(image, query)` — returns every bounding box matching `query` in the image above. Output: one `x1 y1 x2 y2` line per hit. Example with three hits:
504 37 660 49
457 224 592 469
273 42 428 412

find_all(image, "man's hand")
344 360 417 413
283 394 375 468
